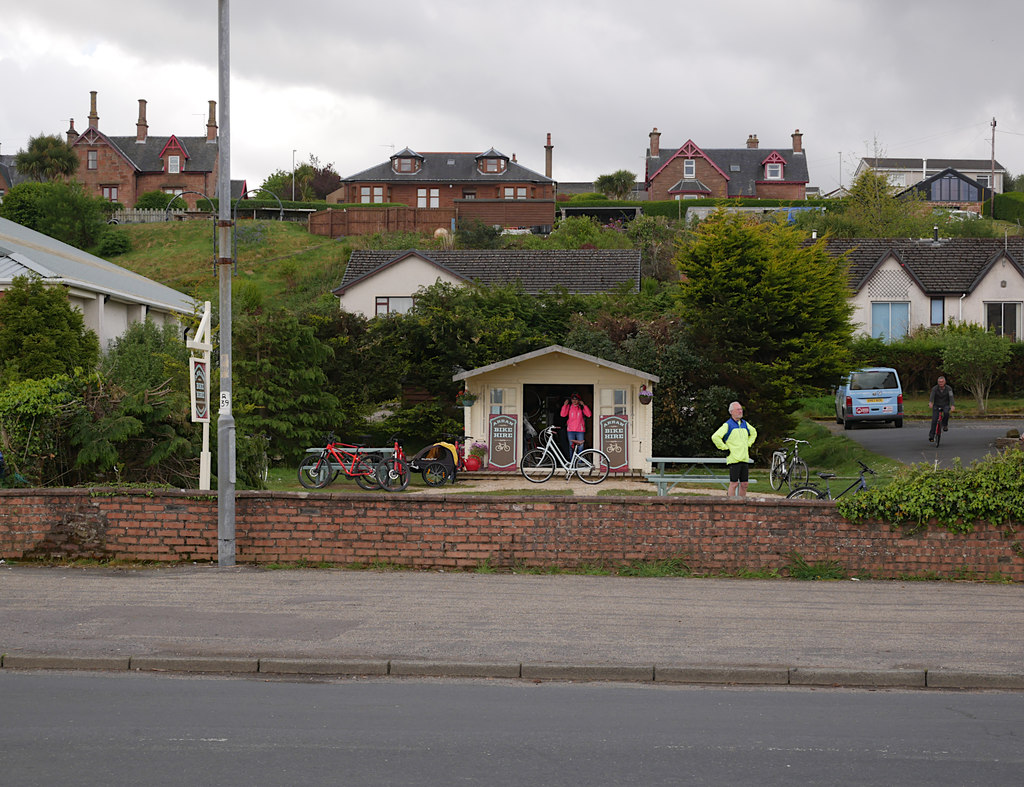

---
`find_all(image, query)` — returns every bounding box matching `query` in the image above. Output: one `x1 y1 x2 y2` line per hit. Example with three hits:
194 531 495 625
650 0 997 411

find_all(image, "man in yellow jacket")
711 401 757 498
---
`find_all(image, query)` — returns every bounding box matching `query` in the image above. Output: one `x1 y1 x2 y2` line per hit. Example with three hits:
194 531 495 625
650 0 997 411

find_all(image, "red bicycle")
297 435 380 490
376 435 411 492
930 406 950 448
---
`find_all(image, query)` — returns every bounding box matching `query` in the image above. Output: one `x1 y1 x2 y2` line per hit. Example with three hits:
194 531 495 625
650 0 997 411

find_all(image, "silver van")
835 367 903 429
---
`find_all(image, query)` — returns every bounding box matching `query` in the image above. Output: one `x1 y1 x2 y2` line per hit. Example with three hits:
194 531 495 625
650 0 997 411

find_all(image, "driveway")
826 418 1022 467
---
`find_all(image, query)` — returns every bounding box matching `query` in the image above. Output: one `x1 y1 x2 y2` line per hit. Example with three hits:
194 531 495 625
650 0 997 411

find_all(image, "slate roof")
859 157 1006 172
648 145 809 197
454 344 659 383
0 216 194 313
0 154 30 189
824 237 1024 295
74 130 219 175
898 167 991 201
334 249 640 295
343 150 553 184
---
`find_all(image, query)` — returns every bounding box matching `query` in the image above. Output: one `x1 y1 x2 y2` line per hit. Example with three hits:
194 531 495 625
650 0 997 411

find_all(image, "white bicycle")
520 426 610 485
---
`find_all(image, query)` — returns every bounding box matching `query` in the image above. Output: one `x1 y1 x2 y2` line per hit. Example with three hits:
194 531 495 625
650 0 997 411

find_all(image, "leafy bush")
837 449 1024 533
96 230 132 257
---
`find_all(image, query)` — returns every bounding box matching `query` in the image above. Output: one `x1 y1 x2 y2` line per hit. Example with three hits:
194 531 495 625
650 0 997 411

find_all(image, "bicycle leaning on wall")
768 437 810 490
519 426 610 485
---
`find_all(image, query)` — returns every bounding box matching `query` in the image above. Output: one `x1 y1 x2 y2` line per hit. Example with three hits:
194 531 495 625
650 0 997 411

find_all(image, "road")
826 417 1021 468
2 672 1022 786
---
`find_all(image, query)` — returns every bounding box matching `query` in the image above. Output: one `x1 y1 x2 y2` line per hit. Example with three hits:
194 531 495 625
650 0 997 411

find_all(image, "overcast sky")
2 0 1021 192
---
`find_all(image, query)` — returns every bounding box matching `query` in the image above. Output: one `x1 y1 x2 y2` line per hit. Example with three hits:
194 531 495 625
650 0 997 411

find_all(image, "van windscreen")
850 371 898 390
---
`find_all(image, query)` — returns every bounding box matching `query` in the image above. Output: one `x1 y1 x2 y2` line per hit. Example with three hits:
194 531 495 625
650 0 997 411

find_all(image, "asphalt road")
826 417 1021 468
3 672 1023 786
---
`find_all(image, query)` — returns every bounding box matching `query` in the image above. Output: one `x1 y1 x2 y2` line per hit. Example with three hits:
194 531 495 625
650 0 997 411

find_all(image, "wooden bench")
644 456 756 496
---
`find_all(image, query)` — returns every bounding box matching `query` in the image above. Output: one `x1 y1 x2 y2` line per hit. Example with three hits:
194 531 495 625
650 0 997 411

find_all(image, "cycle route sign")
487 414 518 471
599 415 629 472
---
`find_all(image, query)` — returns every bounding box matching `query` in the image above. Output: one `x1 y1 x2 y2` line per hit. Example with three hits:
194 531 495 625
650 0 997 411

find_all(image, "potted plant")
638 384 654 405
455 389 477 408
465 441 487 471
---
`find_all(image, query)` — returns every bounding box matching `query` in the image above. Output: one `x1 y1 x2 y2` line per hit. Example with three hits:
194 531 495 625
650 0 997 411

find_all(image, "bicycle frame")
535 431 577 478
521 427 609 484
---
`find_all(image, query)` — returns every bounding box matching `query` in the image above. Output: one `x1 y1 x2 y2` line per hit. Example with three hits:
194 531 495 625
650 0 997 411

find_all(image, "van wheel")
843 420 853 431
893 418 903 428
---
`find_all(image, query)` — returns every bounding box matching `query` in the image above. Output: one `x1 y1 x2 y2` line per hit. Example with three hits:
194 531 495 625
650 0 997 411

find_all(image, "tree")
939 323 1013 413
0 276 100 386
594 170 637 200
308 155 342 200
793 168 930 238
674 212 855 442
14 134 79 181
0 181 110 249
626 214 682 280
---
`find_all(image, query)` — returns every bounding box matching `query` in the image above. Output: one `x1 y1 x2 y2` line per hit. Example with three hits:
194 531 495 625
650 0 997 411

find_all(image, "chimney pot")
206 100 218 142
66 118 77 144
649 127 661 158
791 128 803 154
747 134 759 149
88 90 99 130
136 99 148 143
545 132 553 179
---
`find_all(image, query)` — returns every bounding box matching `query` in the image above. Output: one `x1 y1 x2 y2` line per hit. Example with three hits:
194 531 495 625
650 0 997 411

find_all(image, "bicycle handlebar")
857 460 876 475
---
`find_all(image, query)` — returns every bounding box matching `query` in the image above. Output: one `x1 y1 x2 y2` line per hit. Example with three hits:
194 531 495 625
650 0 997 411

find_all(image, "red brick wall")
1 489 1021 579
648 158 728 201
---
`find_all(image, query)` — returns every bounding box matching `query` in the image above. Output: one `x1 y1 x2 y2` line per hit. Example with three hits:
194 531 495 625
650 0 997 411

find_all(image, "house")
453 345 659 474
66 91 224 209
898 167 991 214
332 249 641 317
0 216 194 348
0 150 29 200
826 237 1024 341
854 157 1007 193
328 139 557 230
645 128 809 201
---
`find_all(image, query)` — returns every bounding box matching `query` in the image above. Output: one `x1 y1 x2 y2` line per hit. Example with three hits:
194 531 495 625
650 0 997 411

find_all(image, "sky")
2 0 1021 193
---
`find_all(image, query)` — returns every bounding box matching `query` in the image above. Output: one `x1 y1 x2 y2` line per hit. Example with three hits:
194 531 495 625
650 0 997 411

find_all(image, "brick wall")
1 489 1021 579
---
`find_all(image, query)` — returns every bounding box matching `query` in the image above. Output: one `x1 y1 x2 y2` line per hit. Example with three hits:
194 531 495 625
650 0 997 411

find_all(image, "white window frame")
765 163 783 180
87 150 98 170
871 301 910 342
168 155 181 174
683 159 696 179
417 188 439 208
985 301 1021 340
930 297 944 326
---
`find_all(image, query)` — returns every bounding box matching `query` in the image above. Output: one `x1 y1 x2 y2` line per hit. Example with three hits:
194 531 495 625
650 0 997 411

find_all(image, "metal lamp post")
292 149 296 202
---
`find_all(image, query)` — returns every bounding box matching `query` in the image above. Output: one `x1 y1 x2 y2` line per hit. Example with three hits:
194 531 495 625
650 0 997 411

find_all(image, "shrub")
96 230 132 257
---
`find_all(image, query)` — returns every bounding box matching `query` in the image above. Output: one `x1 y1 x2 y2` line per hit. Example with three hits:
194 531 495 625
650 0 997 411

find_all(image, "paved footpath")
1 564 1022 689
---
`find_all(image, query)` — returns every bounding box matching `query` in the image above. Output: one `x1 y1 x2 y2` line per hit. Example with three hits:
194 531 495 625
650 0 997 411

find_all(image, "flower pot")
464 455 482 471
638 392 654 405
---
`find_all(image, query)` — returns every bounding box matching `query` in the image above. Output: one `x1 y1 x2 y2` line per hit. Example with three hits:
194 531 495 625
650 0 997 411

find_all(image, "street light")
292 149 296 202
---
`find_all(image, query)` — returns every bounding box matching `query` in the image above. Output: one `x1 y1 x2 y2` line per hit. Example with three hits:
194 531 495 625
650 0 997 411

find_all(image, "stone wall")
1 489 1021 579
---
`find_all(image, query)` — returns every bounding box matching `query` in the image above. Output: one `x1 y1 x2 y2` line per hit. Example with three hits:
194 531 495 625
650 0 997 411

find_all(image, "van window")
849 371 898 390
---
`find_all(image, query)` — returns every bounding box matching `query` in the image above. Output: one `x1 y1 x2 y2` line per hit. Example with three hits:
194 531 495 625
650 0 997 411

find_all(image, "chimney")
544 132 553 179
88 91 99 130
649 127 661 158
136 99 148 143
512 152 517 163
746 134 759 149
66 118 77 144
791 129 803 154
206 100 217 142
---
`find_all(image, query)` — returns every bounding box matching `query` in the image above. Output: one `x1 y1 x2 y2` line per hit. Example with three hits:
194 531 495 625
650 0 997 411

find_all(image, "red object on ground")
464 455 481 471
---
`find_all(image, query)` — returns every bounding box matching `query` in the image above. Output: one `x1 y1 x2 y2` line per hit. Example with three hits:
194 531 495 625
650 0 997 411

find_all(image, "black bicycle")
786 460 875 500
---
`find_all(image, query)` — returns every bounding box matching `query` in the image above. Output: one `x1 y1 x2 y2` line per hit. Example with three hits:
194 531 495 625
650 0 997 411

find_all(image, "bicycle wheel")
789 459 809 488
298 453 332 489
787 485 826 500
520 449 555 483
933 417 942 447
377 458 410 492
769 452 785 490
573 449 610 485
422 461 450 487
352 458 380 490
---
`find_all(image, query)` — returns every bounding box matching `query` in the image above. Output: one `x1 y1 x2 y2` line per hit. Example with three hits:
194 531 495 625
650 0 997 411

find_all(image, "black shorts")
728 462 749 483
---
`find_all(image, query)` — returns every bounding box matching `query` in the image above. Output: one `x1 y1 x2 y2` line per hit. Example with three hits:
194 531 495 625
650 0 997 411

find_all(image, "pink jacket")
560 401 591 432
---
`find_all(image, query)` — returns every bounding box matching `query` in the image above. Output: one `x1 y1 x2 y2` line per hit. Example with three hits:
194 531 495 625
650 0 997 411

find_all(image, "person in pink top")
560 392 591 457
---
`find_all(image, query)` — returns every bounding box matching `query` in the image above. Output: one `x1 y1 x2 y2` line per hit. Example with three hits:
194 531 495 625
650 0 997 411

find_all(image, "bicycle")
376 435 411 492
297 434 380 490
768 438 810 490
786 460 875 500
520 426 610 485
929 406 951 448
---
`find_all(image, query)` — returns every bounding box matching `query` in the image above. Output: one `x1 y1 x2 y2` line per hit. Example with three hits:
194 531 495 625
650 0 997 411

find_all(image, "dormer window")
395 157 416 173
168 155 181 174
390 147 423 174
476 148 509 175
762 151 786 180
683 159 695 178
482 158 503 173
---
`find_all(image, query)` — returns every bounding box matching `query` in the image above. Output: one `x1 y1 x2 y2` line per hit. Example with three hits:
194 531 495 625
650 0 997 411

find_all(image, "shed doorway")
522 383 594 457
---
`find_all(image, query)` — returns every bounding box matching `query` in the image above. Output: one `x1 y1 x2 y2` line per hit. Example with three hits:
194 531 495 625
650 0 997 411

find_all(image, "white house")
826 237 1024 341
0 217 194 348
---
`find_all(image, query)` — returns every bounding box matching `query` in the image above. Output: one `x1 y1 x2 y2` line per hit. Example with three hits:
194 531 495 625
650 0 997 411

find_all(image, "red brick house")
645 128 809 201
330 142 556 230
66 91 222 209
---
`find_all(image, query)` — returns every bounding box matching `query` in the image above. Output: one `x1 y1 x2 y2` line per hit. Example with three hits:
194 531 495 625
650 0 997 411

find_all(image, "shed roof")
453 344 659 383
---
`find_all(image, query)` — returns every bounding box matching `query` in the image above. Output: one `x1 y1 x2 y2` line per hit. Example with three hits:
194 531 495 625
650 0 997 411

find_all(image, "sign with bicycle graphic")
599 415 629 472
487 414 518 471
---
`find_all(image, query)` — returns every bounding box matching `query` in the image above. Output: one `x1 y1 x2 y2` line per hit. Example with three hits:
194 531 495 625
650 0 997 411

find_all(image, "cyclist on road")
928 375 955 442
711 401 757 498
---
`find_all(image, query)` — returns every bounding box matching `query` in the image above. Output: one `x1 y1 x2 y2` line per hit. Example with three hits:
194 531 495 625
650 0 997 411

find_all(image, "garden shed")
453 345 658 473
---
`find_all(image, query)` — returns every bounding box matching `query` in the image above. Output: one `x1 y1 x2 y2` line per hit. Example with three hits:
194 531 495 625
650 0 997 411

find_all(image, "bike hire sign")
487 414 518 471
599 415 629 472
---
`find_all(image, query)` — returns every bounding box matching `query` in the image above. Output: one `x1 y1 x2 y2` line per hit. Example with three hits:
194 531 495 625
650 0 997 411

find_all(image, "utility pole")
217 0 236 567
292 149 296 202
989 117 997 218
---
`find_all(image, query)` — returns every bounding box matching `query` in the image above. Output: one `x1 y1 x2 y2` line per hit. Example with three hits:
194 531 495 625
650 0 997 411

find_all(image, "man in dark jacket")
928 376 955 442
